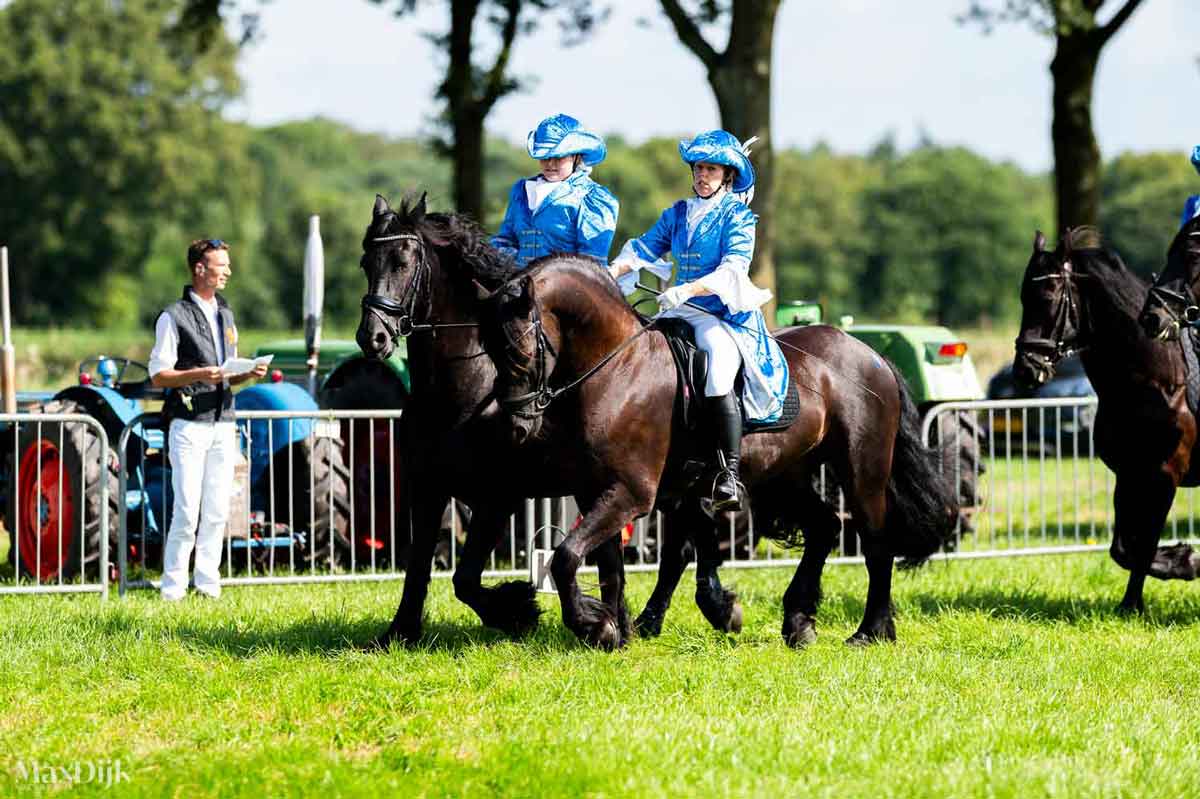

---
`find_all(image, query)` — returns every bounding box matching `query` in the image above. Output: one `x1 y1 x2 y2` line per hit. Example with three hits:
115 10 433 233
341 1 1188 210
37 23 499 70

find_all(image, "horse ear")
373 194 390 217
1034 230 1046 252
414 192 427 220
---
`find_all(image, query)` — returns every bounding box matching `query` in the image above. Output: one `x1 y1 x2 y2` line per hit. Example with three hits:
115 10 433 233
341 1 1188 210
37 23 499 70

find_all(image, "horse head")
1139 217 1200 341
484 274 558 446
1013 229 1093 390
357 193 432 360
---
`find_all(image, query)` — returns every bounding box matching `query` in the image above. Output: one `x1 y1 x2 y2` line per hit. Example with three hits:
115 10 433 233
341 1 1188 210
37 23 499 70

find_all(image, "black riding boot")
708 391 743 512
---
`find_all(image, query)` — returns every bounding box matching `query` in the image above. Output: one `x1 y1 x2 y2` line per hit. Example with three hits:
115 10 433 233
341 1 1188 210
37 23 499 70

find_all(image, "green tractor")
775 301 985 526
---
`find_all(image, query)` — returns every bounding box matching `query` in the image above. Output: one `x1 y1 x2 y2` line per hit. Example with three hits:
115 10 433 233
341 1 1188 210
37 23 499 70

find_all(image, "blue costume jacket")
491 170 618 268
627 193 789 423
1182 195 1200 229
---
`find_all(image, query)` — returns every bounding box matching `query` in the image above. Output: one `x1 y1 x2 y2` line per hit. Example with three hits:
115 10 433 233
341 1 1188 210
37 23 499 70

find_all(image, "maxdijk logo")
13 759 131 789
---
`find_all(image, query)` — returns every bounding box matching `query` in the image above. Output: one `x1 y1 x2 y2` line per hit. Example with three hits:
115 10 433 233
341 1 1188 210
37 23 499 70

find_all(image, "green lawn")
2 554 1200 797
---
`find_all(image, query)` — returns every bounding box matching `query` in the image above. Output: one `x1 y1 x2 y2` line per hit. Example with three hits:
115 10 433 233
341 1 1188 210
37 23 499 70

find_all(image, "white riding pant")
161 419 237 599
662 304 742 396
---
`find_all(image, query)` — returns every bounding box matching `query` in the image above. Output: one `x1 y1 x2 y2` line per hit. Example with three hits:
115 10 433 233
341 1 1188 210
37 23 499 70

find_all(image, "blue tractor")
3 356 350 581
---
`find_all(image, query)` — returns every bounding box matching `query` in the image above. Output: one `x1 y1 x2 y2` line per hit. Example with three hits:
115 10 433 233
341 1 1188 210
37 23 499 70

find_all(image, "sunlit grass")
2 554 1199 797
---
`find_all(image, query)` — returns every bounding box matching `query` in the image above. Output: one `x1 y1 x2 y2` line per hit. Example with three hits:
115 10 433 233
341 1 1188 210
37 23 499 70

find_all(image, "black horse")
356 194 745 648
1014 227 1200 614
486 255 958 647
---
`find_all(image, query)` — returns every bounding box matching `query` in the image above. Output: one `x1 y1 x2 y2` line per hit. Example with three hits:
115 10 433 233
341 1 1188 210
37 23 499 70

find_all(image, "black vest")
159 286 236 423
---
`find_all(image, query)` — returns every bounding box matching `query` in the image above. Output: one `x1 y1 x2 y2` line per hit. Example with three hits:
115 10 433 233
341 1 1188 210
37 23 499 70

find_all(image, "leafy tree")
774 144 883 312
656 0 785 317
860 144 1053 326
962 1 1148 233
1100 150 1199 277
370 0 608 221
0 0 247 326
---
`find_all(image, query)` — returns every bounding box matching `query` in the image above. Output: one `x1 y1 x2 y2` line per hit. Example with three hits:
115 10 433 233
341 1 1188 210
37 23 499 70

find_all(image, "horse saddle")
655 317 800 435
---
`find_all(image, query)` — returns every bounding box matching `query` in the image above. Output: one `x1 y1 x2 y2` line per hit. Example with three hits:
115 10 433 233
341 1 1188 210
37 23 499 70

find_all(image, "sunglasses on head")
204 239 226 249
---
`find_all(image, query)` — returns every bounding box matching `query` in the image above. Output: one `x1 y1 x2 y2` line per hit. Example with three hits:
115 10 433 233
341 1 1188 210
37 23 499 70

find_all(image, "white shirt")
148 291 230 377
524 176 563 213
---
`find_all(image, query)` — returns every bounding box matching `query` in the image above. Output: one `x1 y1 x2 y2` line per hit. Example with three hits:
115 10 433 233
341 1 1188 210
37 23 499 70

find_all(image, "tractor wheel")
933 410 985 536
6 399 120 581
321 360 407 566
269 435 352 569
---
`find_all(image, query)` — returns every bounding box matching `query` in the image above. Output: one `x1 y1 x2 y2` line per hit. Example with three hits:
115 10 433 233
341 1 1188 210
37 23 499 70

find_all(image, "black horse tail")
885 363 959 567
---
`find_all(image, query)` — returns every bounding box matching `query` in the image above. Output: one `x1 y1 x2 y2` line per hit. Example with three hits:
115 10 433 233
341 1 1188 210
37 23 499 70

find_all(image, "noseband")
361 231 477 341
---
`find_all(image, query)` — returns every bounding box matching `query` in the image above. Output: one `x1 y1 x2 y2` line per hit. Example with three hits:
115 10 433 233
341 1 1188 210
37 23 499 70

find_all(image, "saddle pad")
744 377 801 435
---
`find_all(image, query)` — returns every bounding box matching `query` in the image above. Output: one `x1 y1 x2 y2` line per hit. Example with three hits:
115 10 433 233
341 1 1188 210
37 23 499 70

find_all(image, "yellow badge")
226 325 237 347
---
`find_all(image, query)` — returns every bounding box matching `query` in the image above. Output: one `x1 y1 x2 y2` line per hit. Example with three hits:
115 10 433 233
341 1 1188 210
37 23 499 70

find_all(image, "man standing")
149 239 267 600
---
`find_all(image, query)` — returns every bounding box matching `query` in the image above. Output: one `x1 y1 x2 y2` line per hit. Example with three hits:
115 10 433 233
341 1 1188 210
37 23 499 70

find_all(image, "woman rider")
1181 145 1200 228
608 130 789 512
492 114 619 268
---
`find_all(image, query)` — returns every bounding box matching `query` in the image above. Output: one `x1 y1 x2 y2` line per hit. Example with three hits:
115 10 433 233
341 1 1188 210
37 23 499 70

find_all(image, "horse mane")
1165 215 1200 274
367 194 520 289
1062 228 1147 314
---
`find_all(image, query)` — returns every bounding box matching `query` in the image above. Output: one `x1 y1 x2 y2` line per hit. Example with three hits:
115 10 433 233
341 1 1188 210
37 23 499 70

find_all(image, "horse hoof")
783 613 817 648
1115 601 1145 617
845 625 896 646
725 601 743 635
634 613 663 639
588 618 621 651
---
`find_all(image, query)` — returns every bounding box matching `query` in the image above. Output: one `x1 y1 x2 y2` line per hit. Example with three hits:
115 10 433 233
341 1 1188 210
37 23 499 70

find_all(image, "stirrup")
701 453 743 516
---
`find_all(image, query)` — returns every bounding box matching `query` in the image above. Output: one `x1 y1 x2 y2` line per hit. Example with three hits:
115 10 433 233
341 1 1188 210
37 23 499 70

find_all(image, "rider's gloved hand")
657 285 693 311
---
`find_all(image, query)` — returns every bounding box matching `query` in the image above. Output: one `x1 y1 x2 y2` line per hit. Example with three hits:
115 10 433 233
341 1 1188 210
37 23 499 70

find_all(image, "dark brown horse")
486 255 958 647
1015 227 1200 614
357 194 729 648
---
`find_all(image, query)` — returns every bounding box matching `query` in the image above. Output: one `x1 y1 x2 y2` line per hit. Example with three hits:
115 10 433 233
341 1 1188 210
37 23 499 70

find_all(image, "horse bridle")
495 286 660 420
361 231 478 340
1018 256 1092 366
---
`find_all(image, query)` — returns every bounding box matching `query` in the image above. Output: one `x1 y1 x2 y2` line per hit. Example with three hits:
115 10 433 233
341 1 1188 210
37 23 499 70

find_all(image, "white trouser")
662 304 742 396
161 419 237 599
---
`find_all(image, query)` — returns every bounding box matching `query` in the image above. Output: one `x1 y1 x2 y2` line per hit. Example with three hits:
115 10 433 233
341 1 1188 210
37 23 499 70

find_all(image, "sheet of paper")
220 354 273 376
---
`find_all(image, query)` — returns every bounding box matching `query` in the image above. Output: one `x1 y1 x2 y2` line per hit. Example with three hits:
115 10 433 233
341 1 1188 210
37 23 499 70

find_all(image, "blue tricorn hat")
678 130 756 193
1192 144 1200 176
526 114 607 166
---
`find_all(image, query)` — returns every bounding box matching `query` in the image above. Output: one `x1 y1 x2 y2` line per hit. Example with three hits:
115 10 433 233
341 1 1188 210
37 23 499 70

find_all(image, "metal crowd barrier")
0 413 110 597
923 397 1196 557
9 399 1199 599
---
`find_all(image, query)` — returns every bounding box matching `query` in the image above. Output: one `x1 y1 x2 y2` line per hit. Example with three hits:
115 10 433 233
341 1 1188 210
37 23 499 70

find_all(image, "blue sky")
230 0 1199 171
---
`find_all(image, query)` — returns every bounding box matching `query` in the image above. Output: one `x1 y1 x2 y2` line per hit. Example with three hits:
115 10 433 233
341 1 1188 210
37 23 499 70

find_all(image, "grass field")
3 553 1200 797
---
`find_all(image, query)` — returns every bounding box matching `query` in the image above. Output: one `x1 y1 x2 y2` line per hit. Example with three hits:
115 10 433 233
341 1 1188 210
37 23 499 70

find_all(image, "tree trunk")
1050 31 1101 234
709 0 781 322
444 0 485 221
452 110 486 222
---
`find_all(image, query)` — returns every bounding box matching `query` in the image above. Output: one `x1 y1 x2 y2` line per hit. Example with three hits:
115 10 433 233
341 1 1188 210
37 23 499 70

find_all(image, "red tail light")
938 342 967 359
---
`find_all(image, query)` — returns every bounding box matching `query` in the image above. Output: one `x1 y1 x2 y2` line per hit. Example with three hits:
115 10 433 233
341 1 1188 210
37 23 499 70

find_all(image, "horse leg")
371 486 450 647
1110 472 1176 615
550 483 649 650
841 462 896 645
451 503 541 637
591 534 632 645
634 511 691 638
780 482 844 648
693 511 742 634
